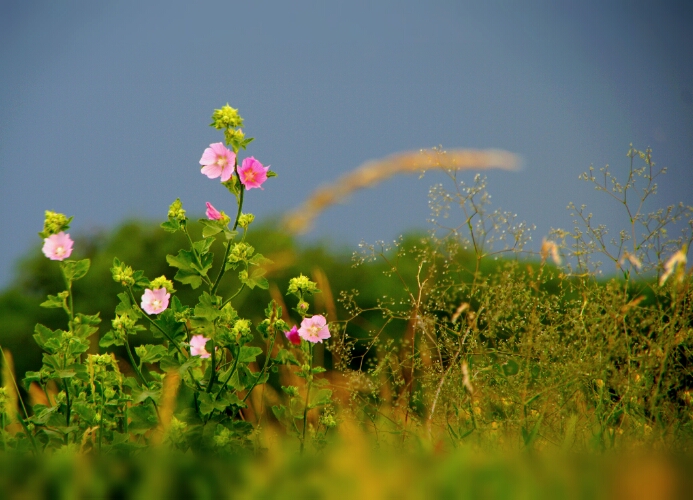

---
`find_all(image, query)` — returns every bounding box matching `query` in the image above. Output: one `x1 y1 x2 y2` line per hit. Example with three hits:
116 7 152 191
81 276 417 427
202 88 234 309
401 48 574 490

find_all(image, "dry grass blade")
1 348 18 425
284 148 521 234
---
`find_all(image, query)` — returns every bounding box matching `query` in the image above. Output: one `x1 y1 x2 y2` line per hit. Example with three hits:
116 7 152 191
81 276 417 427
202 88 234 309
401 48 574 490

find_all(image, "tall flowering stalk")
22 103 328 454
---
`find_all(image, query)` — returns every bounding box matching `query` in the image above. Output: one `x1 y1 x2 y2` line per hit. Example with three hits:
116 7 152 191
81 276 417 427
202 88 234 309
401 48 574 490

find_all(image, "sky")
1 0 692 288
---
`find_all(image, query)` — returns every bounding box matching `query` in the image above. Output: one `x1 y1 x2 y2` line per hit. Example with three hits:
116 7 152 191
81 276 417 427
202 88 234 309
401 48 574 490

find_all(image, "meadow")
0 105 691 498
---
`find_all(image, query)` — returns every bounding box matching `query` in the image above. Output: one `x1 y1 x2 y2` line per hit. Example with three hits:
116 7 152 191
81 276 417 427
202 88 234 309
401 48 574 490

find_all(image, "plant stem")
211 166 244 296
300 343 314 455
241 328 277 405
216 346 240 400
124 339 149 388
206 339 216 393
98 385 104 453
64 377 72 430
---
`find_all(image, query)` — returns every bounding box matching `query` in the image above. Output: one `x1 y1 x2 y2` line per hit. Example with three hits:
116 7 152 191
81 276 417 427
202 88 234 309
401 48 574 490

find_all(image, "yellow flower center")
152 299 162 310
216 156 228 167
55 246 65 256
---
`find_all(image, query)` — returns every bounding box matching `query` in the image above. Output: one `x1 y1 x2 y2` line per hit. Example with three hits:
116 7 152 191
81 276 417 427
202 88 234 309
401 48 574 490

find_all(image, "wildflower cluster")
3 104 333 455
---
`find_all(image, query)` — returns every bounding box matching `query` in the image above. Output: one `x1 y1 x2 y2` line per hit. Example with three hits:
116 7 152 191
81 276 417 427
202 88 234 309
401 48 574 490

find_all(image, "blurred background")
1 0 691 289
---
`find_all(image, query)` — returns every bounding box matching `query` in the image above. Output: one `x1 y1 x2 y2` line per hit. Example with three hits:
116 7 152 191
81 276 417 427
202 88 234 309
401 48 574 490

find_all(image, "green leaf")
198 392 230 417
309 389 332 409
33 324 63 353
522 414 543 447
199 219 223 238
40 293 67 311
99 331 123 348
61 258 90 281
129 401 159 433
31 404 60 425
151 309 186 343
248 253 273 267
266 170 277 178
172 269 203 289
161 219 181 233
137 344 168 365
74 312 101 339
273 349 300 366
73 402 97 425
241 267 269 290
23 371 43 389
238 346 263 363
193 236 215 256
167 247 213 288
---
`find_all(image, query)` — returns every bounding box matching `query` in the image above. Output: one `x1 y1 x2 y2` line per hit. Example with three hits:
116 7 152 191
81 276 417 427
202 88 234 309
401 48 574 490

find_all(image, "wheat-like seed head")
284 148 521 234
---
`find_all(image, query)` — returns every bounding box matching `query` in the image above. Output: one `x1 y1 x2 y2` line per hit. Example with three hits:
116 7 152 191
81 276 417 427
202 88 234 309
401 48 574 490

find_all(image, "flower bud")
40 210 73 238
237 213 255 229
167 198 187 221
211 104 244 130
150 275 176 293
111 261 135 287
288 274 320 297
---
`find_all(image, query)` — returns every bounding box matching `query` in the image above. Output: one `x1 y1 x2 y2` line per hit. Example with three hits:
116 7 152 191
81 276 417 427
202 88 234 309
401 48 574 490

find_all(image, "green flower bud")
104 388 116 400
111 261 135 286
275 319 289 333
112 314 136 332
40 210 73 238
228 242 254 264
288 274 320 297
231 319 251 337
319 414 337 428
174 307 192 323
167 198 187 221
224 127 245 145
135 345 147 358
150 275 176 293
237 213 255 229
213 427 232 447
211 104 244 130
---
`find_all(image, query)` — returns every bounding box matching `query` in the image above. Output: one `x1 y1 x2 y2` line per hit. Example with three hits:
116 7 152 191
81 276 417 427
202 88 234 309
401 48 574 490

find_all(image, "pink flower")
284 325 301 346
190 334 211 358
42 232 74 261
205 202 222 220
141 288 170 315
298 315 330 344
200 142 236 182
238 157 269 190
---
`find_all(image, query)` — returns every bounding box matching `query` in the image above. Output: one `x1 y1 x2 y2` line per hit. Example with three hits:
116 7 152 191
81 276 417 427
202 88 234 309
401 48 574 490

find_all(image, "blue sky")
1 0 691 287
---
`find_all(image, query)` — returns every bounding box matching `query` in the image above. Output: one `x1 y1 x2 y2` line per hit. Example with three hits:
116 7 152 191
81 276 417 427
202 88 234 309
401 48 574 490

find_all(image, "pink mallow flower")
141 288 170 315
190 334 211 358
298 315 330 344
200 142 236 182
42 232 74 261
238 157 269 190
284 325 301 346
205 202 222 220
